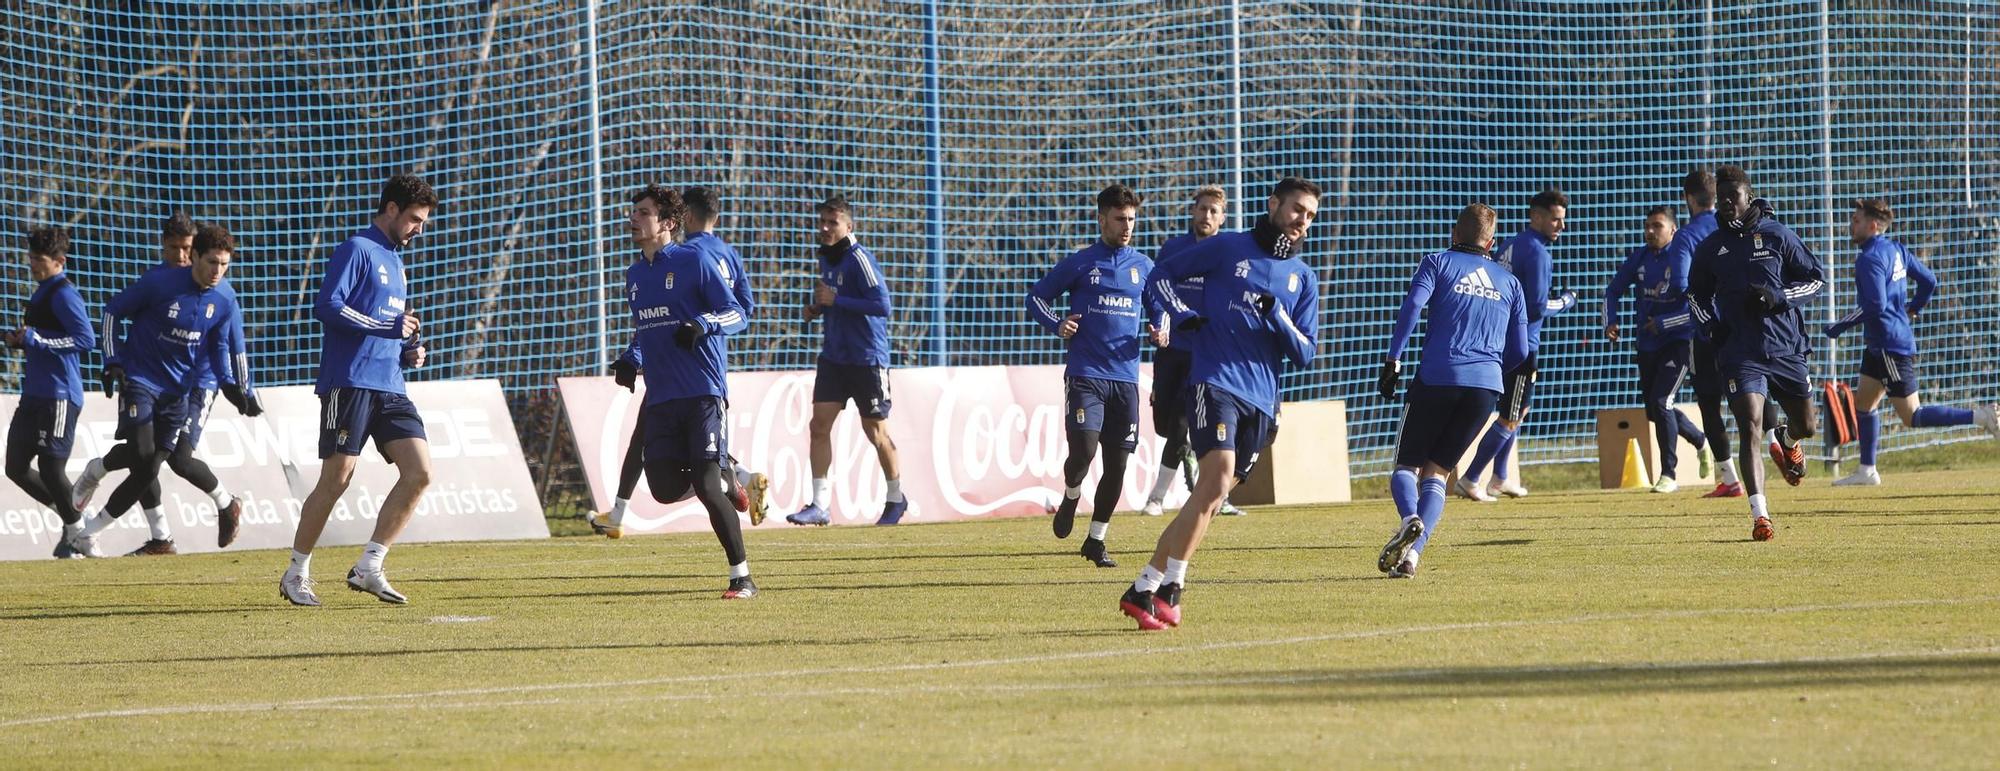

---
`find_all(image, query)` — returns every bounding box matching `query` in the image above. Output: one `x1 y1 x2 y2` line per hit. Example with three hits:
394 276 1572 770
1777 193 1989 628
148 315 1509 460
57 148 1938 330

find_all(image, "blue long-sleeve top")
815 237 892 367
1143 231 1205 352
1147 227 1319 418
1824 234 1936 356
103 266 249 399
314 225 413 395
1028 241 1153 384
1601 242 1697 352
626 242 747 405
19 272 96 405
1687 199 1826 362
1387 248 1530 393
1496 226 1575 352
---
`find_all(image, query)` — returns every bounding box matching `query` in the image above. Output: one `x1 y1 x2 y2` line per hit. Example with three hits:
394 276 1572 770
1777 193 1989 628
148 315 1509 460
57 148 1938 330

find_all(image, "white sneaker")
1217 500 1246 516
347 567 408 604
1975 403 2000 438
67 531 105 559
1491 481 1528 499
1650 476 1680 494
1453 477 1496 502
1140 499 1164 517
279 573 321 606
1833 467 1882 486
71 461 104 512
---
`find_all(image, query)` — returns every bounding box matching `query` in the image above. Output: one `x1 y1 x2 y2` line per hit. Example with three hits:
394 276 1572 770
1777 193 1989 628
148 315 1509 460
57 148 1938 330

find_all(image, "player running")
1375 204 1529 577
5 226 93 558
1601 205 1710 493
1027 184 1153 568
1824 198 1999 485
1137 185 1245 518
1117 177 1321 630
1673 170 1743 497
1687 165 1823 542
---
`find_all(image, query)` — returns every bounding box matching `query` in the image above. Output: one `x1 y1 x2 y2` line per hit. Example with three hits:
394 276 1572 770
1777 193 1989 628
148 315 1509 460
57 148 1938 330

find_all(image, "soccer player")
1457 189 1577 501
1138 185 1244 518
67 223 259 559
622 214 755 597
786 194 906 527
591 185 769 537
1118 177 1321 630
5 226 93 558
1687 165 1823 542
1824 198 1999 485
71 211 248 555
1376 203 1529 577
1602 206 1710 494
280 175 435 605
1026 184 1153 568
1674 170 1744 497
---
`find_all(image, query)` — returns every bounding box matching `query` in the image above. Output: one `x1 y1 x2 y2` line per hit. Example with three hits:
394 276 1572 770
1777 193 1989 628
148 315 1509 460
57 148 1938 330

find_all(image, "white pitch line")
2 593 1995 730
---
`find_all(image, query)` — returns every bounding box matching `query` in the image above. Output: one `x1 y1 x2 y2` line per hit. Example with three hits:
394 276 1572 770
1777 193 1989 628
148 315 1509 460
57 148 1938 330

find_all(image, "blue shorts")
181 388 219 448
1066 376 1140 451
643 396 729 464
8 396 82 459
1858 349 1918 398
812 359 892 419
1150 347 1194 437
1725 355 1812 401
319 387 427 459
1395 380 1498 471
117 385 189 453
1187 383 1275 481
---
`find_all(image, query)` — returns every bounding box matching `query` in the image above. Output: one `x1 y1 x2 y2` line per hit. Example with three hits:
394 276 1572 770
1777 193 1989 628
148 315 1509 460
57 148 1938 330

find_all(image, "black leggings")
5 439 80 525
1063 430 1130 526
103 439 219 509
646 458 744 566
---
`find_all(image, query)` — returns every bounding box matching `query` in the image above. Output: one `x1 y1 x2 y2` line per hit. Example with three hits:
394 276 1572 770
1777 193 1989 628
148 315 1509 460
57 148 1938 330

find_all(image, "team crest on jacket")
665 273 675 289
1215 422 1228 442
1129 267 1140 284
1753 234 1764 250
1288 272 1301 293
205 303 215 319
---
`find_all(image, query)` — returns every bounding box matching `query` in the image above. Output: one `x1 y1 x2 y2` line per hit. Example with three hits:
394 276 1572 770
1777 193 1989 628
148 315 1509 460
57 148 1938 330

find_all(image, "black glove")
1376 359 1402 400
674 322 703 349
1745 285 1784 315
610 359 638 391
101 363 124 399
221 383 263 417
1177 316 1209 334
1253 293 1276 316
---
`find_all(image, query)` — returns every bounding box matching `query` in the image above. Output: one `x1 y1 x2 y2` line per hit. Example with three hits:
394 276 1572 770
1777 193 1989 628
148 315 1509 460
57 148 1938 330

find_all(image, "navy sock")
1911 406 1973 428
1858 410 1879 466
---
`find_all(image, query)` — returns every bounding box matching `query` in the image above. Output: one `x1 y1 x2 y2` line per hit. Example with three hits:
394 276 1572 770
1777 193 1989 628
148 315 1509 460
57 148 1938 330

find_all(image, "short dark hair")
1681 170 1715 208
1272 177 1322 200
376 174 438 214
1715 165 1751 192
1096 184 1142 212
1646 205 1678 221
193 223 236 255
815 194 852 219
161 211 196 239
631 184 687 223
1529 188 1568 212
27 225 69 259
1854 198 1894 226
683 187 722 222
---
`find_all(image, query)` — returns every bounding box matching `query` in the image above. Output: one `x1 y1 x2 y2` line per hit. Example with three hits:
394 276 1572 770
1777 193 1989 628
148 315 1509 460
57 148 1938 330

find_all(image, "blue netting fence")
3 1 1996 494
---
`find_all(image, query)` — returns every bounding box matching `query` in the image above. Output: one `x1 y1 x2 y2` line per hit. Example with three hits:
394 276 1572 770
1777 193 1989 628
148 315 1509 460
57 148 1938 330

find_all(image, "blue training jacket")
1495 226 1576 353
1028 241 1153 384
1144 231 1206 353
815 237 893 367
314 225 414 395
1824 234 1935 356
1147 227 1319 418
1388 248 1530 393
625 242 747 405
104 266 249 399
1687 199 1826 363
1602 241 1697 352
20 272 95 405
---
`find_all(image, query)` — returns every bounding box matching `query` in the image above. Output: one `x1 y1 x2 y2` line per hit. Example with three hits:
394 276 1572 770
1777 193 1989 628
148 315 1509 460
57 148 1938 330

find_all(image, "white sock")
1163 557 1189 585
1719 459 1740 485
885 478 904 504
811 478 830 509
288 549 312 578
1064 485 1082 500
1858 464 1876 475
1749 493 1769 521
729 560 750 579
1407 550 1421 568
356 541 388 573
1146 465 1176 502
1087 520 1109 540
1133 564 1165 593
608 497 629 526
144 507 171 541
80 512 113 537
207 484 231 510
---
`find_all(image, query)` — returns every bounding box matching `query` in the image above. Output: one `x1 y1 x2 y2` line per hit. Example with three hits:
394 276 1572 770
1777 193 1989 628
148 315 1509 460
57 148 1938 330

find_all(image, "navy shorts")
181 388 219 448
1858 348 1919 398
1396 379 1499 471
1724 355 1812 401
117 385 189 453
8 396 82 459
1066 376 1140 451
1498 352 1537 423
813 359 892 419
319 387 428 459
1150 347 1193 438
1689 336 1725 398
643 396 729 464
1187 383 1275 481
1636 341 1693 406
